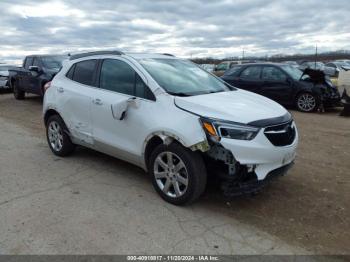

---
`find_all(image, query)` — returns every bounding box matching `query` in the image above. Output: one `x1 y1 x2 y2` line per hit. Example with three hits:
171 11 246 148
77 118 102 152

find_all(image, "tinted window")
240 66 261 80
66 64 75 80
262 67 287 81
42 56 66 70
100 59 134 96
72 60 97 86
24 57 33 69
216 63 228 71
32 58 41 67
100 59 155 100
224 66 243 76
135 74 155 100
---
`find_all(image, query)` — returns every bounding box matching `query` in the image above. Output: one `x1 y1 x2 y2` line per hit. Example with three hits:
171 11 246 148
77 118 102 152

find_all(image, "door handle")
57 87 64 93
93 98 103 105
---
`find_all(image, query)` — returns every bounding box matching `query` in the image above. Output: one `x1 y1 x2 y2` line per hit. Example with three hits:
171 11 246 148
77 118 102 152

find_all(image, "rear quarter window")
70 60 98 86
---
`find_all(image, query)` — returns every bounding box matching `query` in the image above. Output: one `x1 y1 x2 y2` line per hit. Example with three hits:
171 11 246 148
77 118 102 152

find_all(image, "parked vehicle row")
42 51 298 205
9 55 67 99
0 64 18 92
221 63 341 112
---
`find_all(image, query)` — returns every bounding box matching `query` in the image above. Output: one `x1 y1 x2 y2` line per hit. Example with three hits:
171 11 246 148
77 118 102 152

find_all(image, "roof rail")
69 50 124 60
162 53 175 57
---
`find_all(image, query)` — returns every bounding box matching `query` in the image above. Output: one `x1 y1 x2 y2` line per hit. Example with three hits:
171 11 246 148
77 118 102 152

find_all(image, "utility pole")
315 44 318 68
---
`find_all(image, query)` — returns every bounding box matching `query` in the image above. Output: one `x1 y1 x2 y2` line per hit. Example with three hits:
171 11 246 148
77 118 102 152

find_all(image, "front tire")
296 92 318 112
13 81 25 100
149 142 207 205
46 115 75 156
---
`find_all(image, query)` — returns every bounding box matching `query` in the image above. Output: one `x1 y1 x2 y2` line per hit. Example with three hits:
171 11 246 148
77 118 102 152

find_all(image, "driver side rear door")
260 66 293 104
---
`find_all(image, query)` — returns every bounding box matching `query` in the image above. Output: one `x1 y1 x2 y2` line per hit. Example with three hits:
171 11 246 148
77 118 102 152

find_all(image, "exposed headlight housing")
200 117 260 142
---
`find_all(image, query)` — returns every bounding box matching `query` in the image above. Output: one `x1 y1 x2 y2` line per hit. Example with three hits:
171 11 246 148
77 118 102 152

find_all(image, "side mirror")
111 97 139 120
29 66 41 73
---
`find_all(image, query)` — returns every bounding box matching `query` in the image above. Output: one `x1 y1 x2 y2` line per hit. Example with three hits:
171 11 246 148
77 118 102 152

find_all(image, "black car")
221 63 341 112
9 55 67 100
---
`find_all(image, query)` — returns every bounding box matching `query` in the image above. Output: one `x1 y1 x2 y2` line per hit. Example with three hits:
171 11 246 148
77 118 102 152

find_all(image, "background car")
200 64 215 73
325 61 350 72
221 63 340 112
335 59 350 66
283 61 299 68
9 55 67 99
212 60 255 76
298 61 338 77
0 64 18 92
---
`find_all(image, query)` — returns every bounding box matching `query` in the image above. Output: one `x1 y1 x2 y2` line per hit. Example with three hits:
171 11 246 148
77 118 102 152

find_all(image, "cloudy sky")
1 0 349 64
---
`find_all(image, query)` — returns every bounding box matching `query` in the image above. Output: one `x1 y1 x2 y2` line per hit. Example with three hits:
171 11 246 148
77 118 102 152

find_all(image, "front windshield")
281 65 304 80
42 56 66 70
139 58 232 96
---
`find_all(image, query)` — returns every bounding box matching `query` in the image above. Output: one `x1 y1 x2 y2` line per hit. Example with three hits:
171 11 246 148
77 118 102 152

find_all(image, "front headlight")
200 117 260 141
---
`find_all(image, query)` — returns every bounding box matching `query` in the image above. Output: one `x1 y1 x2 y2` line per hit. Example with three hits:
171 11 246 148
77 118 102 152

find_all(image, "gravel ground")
0 93 349 255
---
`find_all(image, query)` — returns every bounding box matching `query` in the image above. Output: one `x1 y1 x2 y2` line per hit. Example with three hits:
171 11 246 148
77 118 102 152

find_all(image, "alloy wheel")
297 93 316 112
48 121 64 152
153 151 189 198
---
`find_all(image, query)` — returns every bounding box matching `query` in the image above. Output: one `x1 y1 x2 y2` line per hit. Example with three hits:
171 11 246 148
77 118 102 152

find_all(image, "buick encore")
43 51 298 205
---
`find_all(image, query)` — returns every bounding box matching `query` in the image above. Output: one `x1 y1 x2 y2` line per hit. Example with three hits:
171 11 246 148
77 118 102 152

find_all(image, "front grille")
264 121 296 146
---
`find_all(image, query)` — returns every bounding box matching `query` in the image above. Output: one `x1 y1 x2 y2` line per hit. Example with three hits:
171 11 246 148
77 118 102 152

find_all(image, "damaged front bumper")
204 122 298 197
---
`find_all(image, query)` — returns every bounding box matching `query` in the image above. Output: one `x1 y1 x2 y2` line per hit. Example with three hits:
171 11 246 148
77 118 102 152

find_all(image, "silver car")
299 61 338 77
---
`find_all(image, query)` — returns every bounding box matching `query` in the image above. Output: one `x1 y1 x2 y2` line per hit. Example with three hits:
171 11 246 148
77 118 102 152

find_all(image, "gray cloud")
0 0 349 64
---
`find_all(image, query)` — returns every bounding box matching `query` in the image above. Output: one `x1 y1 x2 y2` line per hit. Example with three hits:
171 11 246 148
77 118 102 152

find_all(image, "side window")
240 66 261 80
262 67 287 81
100 59 134 96
24 57 33 69
135 74 155 100
32 58 41 67
216 63 228 71
224 66 242 76
72 60 97 86
66 64 75 80
100 59 155 100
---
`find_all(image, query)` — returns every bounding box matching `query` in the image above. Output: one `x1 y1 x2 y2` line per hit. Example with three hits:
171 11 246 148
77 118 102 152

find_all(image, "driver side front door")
90 58 157 166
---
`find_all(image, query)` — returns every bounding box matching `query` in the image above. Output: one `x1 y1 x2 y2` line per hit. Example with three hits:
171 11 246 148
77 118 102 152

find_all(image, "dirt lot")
0 93 349 255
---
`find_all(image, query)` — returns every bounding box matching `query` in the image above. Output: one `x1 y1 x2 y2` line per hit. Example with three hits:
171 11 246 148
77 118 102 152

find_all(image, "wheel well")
44 109 59 126
144 136 163 168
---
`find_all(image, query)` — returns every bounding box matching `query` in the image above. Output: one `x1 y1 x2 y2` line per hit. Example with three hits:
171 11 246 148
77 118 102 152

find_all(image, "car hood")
174 89 288 124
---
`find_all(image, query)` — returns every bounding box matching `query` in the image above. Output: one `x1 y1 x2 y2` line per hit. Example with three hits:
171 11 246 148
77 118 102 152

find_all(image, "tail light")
44 81 52 91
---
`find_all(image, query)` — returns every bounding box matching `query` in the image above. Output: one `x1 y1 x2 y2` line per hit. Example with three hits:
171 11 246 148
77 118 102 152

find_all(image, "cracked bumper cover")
219 128 298 181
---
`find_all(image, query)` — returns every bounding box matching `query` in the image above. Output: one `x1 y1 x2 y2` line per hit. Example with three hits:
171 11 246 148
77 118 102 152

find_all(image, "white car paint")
175 89 287 124
44 52 298 197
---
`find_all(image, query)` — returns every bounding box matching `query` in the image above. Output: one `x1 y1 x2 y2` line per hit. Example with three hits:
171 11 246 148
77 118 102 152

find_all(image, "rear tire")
296 92 318 112
13 81 25 100
148 142 207 205
46 115 75 157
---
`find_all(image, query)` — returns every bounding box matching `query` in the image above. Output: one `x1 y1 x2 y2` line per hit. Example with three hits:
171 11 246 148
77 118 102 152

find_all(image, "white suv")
43 51 298 205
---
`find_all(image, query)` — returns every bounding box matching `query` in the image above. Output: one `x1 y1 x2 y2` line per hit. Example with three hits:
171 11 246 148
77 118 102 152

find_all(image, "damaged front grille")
264 121 296 146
